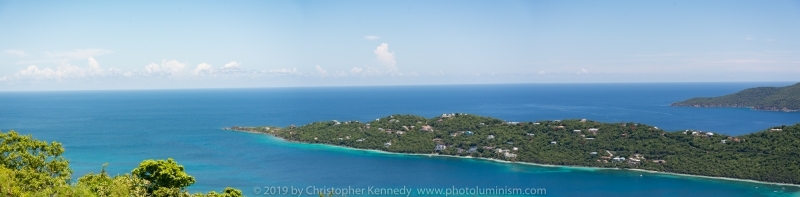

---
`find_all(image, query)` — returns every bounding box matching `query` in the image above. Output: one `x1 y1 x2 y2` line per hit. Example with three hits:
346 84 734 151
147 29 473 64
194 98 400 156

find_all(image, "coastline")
246 130 800 189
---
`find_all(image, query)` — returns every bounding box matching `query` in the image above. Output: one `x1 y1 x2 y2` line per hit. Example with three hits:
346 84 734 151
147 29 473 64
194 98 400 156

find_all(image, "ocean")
1 82 799 196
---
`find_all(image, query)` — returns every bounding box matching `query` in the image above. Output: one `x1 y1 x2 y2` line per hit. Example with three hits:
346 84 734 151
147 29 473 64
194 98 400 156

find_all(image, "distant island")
671 82 800 112
228 114 800 185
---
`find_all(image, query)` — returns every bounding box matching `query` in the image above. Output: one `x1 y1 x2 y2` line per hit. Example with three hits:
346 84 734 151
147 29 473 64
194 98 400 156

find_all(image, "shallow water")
1 82 799 196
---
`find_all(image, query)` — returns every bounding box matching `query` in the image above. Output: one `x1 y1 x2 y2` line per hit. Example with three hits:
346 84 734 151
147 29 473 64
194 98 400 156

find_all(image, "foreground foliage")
235 114 800 184
0 130 243 197
672 82 800 111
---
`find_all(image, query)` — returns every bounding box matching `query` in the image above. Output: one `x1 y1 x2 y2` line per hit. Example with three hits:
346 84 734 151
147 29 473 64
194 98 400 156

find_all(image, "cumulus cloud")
220 61 240 70
4 49 27 57
144 60 187 76
315 65 328 76
9 57 113 80
193 63 214 75
267 68 299 75
88 57 100 69
364 35 380 40
350 67 363 74
374 43 397 71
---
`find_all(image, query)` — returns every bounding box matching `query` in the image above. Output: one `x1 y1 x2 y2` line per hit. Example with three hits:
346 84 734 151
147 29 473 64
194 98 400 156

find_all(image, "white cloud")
144 60 186 76
45 49 113 60
374 43 397 71
4 49 27 57
267 68 300 75
193 63 214 75
315 65 328 76
537 71 546 75
578 68 589 74
221 61 241 70
10 57 111 80
88 57 100 69
364 35 380 40
350 67 363 74
745 36 754 41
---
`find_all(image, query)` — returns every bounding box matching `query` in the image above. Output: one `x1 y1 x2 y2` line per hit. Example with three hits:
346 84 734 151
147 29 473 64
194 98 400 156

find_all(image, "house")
628 158 641 165
465 131 474 136
526 133 535 136
555 126 565 129
365 124 371 129
356 138 365 142
573 130 582 133
506 121 520 125
588 128 599 134
585 138 595 140
467 146 478 153
590 152 598 155
612 157 626 162
457 148 465 154
384 142 392 147
652 160 666 164
721 139 727 144
333 120 340 125
533 122 541 125
441 113 455 118
482 146 494 150
706 132 714 137
551 141 557 145
770 128 783 131
479 123 485 126
580 119 587 122
512 147 519 151
487 135 495 140
395 131 405 135
504 152 517 158
338 138 343 140
421 125 434 132
434 144 447 151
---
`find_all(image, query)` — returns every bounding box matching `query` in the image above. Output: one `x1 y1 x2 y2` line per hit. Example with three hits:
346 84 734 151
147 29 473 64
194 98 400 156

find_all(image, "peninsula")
228 114 800 185
671 82 800 111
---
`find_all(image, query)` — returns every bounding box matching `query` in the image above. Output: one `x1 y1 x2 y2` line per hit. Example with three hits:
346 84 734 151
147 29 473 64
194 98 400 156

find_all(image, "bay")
1 82 799 196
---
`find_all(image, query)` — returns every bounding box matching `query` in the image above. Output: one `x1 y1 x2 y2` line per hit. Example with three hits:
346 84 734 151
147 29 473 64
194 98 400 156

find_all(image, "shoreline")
245 130 800 189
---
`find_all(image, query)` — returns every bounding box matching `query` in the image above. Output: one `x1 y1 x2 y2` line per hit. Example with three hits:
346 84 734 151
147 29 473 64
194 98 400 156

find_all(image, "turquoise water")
1 82 800 196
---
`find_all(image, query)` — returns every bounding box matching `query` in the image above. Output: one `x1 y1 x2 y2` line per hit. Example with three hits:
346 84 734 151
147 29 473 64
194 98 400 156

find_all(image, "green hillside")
231 114 800 184
671 82 800 111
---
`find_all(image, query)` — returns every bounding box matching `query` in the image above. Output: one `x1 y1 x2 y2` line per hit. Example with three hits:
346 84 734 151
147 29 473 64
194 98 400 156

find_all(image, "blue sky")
1 0 799 90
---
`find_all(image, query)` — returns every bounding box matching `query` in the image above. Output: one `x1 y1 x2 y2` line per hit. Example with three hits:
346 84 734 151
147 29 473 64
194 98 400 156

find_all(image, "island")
227 114 800 185
671 82 800 111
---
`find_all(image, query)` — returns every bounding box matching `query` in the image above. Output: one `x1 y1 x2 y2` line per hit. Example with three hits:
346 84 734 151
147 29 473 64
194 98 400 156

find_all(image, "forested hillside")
671 82 800 111
232 114 800 185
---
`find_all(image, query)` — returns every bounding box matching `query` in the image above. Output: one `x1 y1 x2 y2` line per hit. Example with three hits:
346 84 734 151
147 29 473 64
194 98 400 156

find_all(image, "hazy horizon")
2 1 799 91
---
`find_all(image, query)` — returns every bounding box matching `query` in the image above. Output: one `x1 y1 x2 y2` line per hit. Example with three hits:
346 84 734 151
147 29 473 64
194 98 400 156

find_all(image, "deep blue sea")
2 82 800 197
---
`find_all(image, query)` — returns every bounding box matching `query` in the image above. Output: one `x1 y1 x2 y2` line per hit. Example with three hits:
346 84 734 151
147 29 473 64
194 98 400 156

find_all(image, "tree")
132 158 196 193
0 130 71 191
